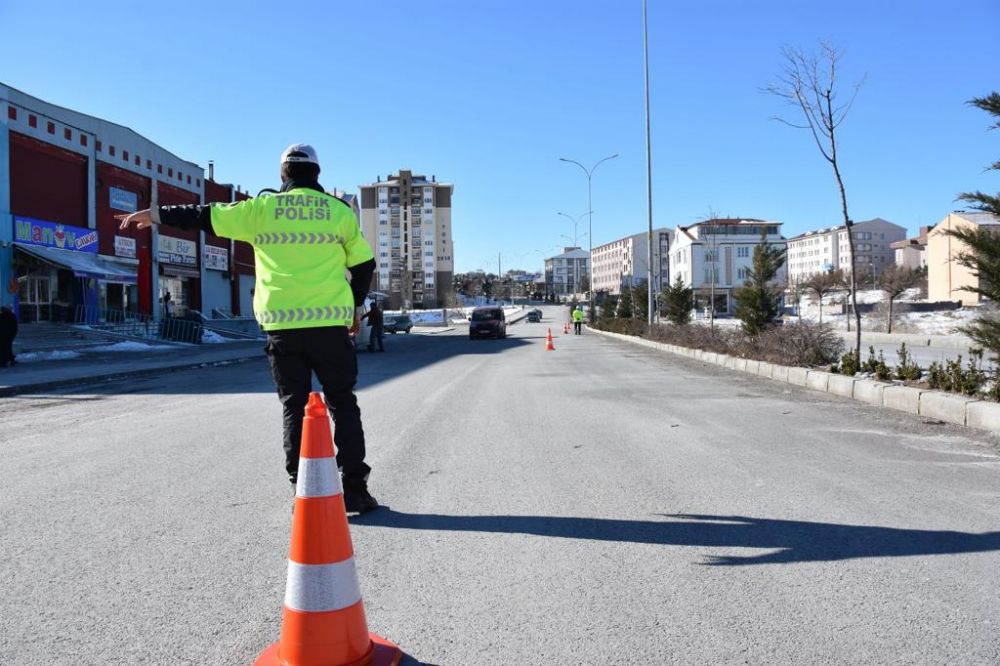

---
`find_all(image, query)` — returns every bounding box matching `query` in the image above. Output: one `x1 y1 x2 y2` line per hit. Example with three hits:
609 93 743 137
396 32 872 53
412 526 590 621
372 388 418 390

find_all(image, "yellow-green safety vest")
573 309 584 323
209 188 374 331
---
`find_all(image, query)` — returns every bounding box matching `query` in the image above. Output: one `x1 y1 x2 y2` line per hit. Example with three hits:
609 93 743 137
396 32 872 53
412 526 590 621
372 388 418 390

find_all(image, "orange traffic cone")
545 328 556 351
255 393 402 666
563 322 569 335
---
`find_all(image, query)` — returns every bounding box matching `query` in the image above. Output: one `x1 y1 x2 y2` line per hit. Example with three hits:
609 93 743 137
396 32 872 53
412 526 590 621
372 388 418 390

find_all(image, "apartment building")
544 247 590 297
359 170 454 309
591 228 672 295
927 211 1000 305
669 219 786 314
786 218 907 283
891 226 930 270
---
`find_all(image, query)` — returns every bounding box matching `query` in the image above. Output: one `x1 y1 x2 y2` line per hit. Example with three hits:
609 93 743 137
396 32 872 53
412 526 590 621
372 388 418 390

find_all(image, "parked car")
526 310 541 323
469 306 507 339
385 314 413 334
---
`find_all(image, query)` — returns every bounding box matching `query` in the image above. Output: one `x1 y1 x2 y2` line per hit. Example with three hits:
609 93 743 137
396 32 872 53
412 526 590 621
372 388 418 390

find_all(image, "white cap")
280 143 320 166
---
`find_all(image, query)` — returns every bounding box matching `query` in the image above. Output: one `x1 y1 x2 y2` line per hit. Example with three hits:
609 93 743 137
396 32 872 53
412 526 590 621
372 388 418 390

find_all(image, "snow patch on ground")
202 330 234 344
17 350 81 362
88 341 175 353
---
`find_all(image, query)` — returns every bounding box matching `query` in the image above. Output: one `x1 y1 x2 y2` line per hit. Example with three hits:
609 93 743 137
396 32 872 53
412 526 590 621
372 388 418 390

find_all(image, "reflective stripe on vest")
257 306 353 326
253 232 345 246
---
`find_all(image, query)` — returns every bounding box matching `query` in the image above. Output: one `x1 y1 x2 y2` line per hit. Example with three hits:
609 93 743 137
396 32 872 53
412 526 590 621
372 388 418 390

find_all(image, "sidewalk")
0 340 264 397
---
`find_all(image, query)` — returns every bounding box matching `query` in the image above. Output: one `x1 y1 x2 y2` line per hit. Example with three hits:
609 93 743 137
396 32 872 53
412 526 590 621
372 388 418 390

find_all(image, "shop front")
12 215 137 323
157 234 199 317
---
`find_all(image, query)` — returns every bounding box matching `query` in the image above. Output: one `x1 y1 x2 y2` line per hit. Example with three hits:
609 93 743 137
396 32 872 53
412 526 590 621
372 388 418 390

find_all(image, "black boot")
343 477 379 514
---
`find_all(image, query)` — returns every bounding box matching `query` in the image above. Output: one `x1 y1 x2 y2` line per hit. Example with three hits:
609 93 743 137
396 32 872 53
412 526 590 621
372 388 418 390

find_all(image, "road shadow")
353 509 1000 566
6 334 534 397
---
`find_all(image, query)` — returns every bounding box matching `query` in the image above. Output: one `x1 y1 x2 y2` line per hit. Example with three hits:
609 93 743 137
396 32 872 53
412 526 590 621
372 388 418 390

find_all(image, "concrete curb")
589 328 1000 436
0 355 262 398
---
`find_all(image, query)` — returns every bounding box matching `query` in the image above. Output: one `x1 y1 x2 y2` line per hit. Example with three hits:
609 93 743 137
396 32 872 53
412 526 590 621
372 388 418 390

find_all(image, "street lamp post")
557 211 591 249
643 0 655 325
559 154 618 319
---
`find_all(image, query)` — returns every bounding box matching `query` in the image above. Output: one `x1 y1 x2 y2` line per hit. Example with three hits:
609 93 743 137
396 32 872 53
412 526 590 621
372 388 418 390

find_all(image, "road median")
590 327 1000 436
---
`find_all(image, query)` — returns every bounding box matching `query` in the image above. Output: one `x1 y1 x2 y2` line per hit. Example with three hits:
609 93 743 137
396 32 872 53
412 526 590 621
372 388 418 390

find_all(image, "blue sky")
2 0 997 273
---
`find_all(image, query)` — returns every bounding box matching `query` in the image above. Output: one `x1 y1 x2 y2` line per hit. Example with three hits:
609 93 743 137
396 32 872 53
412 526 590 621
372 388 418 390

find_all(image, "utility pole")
643 0 655 325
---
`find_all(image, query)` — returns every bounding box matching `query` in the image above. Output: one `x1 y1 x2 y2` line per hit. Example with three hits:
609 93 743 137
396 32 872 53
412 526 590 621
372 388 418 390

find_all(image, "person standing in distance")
118 144 380 513
572 304 584 335
366 301 385 353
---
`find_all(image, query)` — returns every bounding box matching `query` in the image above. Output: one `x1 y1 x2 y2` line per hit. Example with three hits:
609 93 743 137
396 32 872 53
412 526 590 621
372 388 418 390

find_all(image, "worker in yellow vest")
572 305 585 335
118 144 379 513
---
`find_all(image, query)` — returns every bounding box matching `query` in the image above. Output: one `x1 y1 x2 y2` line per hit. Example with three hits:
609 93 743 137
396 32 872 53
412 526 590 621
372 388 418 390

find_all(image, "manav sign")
14 216 98 253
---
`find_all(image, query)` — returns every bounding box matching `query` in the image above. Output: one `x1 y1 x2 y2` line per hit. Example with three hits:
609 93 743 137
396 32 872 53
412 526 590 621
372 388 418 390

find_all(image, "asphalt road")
2 306 999 665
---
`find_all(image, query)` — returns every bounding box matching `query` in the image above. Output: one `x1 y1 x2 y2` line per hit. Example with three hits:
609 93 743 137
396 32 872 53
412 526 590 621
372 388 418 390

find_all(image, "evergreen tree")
945 91 1000 358
601 295 618 322
734 234 787 337
663 276 694 325
616 288 634 319
957 92 1000 216
633 283 649 321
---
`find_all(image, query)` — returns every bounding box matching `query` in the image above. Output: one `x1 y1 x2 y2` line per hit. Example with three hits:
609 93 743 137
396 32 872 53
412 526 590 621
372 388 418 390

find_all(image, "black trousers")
265 326 370 483
574 321 582 335
0 334 14 366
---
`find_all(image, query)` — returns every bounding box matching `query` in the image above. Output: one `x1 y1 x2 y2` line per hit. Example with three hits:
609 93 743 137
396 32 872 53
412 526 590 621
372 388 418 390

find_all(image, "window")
379 220 387 226
425 272 434 278
737 267 748 280
7 106 15 120
80 135 88 147
64 128 72 140
47 121 55 134
123 150 129 162
96 140 102 152
158 164 163 174
168 168 173 177
109 146 116 157
135 155 141 166
737 246 749 258
28 114 37 128
425 239 433 246
380 252 388 257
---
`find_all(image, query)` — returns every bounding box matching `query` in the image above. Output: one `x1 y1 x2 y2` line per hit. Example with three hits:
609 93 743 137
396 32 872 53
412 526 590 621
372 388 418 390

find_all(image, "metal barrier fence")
74 306 203 344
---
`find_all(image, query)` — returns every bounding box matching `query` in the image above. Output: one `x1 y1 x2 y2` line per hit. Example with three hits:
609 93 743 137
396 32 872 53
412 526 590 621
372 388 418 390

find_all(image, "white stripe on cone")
296 457 343 498
284 559 363 613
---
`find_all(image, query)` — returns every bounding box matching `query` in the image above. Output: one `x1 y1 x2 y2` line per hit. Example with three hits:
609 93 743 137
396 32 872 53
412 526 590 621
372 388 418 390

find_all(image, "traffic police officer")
572 304 585 335
118 144 380 513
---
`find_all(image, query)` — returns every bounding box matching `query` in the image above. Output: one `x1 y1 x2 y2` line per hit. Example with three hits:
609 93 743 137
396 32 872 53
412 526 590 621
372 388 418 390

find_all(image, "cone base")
254 633 401 666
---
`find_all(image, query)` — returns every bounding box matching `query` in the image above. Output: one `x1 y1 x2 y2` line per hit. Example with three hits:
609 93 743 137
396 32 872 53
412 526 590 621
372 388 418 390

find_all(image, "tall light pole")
643 0 655 324
559 154 618 317
557 211 591 248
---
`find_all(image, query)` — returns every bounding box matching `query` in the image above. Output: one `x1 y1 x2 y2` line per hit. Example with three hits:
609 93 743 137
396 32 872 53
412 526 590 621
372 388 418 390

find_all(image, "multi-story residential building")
891 226 930 270
927 211 1000 305
669 218 786 314
786 218 907 284
591 228 672 295
359 170 454 309
544 247 590 297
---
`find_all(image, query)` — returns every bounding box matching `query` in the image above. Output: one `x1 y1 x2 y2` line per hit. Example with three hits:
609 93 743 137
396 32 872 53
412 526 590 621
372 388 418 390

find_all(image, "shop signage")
109 187 138 212
203 245 229 271
14 216 98 253
114 235 137 259
157 235 197 267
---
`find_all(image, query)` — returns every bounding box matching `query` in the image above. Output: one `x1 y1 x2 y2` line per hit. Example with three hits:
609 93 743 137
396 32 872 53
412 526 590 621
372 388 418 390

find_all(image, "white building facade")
544 247 590 297
591 228 672 295
359 170 454 309
787 218 907 284
669 219 786 314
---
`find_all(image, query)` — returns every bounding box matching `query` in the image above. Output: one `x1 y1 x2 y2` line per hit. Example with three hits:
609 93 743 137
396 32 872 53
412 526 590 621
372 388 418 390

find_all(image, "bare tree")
785 273 806 321
765 42 867 359
877 264 919 334
804 269 844 324
700 207 724 330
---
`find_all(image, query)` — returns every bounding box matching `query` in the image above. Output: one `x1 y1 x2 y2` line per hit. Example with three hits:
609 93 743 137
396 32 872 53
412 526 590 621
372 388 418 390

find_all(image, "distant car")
469 306 507 339
385 315 413 334
526 310 541 323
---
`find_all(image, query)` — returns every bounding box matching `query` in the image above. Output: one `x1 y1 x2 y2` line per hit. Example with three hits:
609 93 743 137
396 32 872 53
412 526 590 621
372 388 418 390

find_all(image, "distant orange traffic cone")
545 328 556 351
255 393 401 666
563 322 569 335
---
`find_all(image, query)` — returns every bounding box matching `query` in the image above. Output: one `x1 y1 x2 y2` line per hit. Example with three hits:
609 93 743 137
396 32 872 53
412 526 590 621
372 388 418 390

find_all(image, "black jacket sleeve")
348 258 376 307
157 205 214 234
